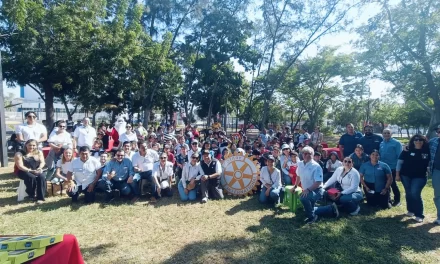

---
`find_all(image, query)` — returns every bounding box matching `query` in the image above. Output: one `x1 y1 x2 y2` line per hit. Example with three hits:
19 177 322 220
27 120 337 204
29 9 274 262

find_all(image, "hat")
191 152 200 158
202 149 210 155
330 151 338 157
192 139 199 143
281 144 290 150
266 155 275 161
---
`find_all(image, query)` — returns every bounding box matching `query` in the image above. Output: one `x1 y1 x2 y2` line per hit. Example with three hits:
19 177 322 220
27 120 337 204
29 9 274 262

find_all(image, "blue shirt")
339 132 363 157
379 138 402 169
349 152 369 171
103 158 134 182
359 161 391 192
358 134 383 155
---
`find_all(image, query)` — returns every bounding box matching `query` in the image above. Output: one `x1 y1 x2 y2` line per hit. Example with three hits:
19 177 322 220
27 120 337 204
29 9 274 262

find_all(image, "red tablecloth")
31 234 84 264
323 147 342 159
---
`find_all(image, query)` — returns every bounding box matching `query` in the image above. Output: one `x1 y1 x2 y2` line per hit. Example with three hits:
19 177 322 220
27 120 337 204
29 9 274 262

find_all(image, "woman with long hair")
396 135 430 223
53 148 74 183
14 139 47 204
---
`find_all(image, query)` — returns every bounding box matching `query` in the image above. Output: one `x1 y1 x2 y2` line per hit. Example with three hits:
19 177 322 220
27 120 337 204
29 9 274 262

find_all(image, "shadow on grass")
165 209 439 264
81 242 117 259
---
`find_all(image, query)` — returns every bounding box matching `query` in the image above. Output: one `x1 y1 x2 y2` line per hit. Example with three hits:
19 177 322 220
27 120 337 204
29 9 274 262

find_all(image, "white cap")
160 181 170 189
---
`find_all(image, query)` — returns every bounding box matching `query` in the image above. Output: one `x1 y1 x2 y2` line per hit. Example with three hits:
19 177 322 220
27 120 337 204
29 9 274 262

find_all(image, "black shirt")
399 148 430 178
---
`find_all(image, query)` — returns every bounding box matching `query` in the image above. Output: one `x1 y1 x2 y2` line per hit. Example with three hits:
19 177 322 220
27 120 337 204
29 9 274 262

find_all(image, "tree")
279 47 352 132
258 0 359 127
356 0 440 137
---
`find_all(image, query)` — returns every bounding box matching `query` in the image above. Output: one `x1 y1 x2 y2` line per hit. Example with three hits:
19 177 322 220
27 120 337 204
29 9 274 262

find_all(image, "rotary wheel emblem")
221 152 260 196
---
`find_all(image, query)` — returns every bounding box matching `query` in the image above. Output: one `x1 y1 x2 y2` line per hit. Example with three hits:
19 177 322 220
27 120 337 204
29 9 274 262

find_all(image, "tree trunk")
206 91 215 128
92 111 98 127
43 84 55 130
405 127 410 138
60 95 77 121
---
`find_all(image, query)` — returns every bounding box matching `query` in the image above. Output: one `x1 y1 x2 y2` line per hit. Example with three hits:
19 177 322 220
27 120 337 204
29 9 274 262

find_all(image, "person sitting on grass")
259 155 282 206
199 149 223 203
178 153 201 201
315 156 363 220
325 151 342 182
53 148 74 184
152 153 175 200
14 139 47 204
359 149 393 209
293 146 324 224
100 149 137 203
66 146 102 204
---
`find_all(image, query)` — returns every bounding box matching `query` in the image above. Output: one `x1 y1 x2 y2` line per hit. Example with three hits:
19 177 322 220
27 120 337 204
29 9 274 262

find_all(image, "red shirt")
106 128 120 146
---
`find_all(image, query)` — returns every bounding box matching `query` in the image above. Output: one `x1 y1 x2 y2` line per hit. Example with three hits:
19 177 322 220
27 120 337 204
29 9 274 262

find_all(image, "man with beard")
358 125 383 155
339 123 363 158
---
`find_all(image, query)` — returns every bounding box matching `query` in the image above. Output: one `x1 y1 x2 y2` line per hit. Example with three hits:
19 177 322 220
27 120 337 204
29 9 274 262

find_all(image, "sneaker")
392 201 401 207
150 197 157 203
433 219 440 225
201 198 208 204
331 203 339 218
35 200 44 205
305 215 318 224
131 196 140 204
405 212 415 217
350 206 361 216
415 217 423 223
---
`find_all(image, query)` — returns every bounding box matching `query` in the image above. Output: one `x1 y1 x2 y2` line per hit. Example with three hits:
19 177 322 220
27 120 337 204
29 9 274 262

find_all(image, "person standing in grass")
396 135 430 223
339 123 363 158
428 125 440 225
379 128 402 207
294 146 324 224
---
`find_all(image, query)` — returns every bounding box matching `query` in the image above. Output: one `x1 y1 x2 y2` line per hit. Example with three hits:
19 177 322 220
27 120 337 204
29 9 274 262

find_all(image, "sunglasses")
343 160 352 164
126 126 132 128
414 138 423 142
383 132 390 134
160 157 167 160
191 157 198 160
192 143 198 145
116 154 124 157
27 115 36 118
59 125 66 128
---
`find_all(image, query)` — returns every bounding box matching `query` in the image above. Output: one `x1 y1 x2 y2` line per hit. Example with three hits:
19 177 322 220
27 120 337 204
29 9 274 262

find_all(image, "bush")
321 126 334 136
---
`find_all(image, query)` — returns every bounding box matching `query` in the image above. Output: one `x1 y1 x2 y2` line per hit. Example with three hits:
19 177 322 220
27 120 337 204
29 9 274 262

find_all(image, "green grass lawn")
1 163 439 264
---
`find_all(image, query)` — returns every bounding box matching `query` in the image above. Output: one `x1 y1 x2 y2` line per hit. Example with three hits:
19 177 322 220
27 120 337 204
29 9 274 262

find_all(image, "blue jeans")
401 175 427 218
300 188 324 219
282 171 292 185
178 180 197 201
314 191 362 217
259 186 282 204
431 169 440 219
132 170 157 198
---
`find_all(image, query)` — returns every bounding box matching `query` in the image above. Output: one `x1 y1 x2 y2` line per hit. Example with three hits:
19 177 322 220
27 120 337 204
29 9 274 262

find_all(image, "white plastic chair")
17 180 27 202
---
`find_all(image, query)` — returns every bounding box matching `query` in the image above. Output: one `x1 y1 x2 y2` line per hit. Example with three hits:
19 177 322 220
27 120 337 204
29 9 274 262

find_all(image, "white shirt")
68 157 101 188
56 160 72 175
48 131 73 148
296 160 323 190
132 150 159 172
119 132 138 144
181 162 202 188
15 122 47 147
260 166 282 189
124 151 135 161
326 159 343 172
323 167 361 194
188 147 201 159
73 126 97 148
152 161 174 180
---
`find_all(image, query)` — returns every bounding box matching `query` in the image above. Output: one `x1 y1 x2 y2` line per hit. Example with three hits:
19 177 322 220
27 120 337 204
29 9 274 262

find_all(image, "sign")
221 154 259 196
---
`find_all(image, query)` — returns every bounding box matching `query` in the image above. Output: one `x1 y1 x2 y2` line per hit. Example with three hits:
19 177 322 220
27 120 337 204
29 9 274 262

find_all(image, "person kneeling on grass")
178 153 201 201
359 149 393 210
66 146 102 203
100 149 137 203
259 155 282 205
293 146 324 224
314 157 363 220
152 153 175 200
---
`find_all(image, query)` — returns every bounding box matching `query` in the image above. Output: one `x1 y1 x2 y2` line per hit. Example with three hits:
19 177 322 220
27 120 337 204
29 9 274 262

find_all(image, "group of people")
12 112 440 226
